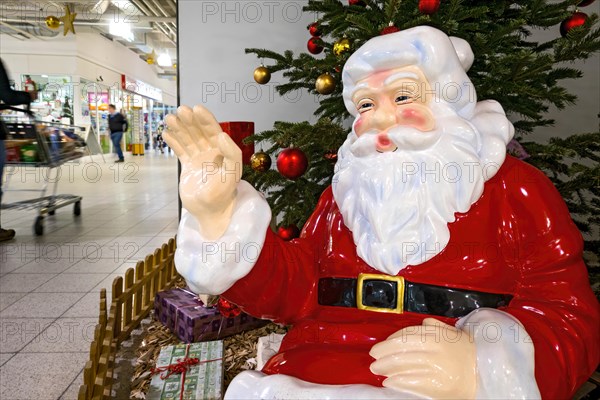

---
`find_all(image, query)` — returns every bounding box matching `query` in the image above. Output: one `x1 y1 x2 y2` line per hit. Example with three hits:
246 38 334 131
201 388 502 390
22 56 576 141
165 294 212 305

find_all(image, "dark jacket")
108 112 128 134
0 58 31 140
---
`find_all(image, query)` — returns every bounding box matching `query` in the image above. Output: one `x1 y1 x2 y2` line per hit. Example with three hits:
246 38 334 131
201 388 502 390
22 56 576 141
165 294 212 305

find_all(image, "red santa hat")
342 26 476 119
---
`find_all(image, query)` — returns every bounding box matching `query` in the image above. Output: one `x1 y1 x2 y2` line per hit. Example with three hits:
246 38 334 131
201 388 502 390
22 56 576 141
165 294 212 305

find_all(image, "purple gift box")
154 288 268 343
507 139 530 160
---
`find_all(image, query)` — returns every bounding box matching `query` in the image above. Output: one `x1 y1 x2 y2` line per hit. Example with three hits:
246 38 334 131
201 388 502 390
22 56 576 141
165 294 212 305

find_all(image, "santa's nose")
371 104 396 131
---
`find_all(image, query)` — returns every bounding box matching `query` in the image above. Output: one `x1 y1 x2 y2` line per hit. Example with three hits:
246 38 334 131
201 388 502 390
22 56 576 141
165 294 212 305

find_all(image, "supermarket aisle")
0 152 179 400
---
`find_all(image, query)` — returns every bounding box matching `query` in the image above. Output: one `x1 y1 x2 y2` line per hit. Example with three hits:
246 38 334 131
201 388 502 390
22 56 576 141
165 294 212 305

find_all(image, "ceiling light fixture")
157 52 172 67
109 19 134 42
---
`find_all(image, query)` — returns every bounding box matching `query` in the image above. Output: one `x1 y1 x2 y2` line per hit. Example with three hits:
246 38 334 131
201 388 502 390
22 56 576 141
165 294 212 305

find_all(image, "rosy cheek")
398 107 435 131
353 117 365 136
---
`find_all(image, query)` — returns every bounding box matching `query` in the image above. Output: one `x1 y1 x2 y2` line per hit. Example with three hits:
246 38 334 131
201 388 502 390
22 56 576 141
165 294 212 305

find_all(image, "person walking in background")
0 58 33 242
108 104 127 163
156 121 165 154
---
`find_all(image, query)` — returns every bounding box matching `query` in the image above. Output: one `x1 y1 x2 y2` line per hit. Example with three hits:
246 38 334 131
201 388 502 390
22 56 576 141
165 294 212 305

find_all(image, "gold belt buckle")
357 273 405 314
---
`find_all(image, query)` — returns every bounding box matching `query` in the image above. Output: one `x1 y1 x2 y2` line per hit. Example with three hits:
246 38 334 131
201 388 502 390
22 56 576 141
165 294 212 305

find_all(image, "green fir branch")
241 0 600 283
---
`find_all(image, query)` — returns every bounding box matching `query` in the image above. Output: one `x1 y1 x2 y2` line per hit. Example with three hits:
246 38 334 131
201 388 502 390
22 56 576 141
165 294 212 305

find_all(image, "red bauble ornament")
216 298 242 318
348 0 365 6
381 25 400 35
419 0 440 15
579 0 595 6
277 225 301 241
277 147 308 180
307 37 323 54
308 23 321 37
560 12 588 37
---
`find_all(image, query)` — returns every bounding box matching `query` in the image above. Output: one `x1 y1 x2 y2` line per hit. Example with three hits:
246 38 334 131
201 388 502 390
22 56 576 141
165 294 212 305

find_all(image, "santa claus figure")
164 26 599 399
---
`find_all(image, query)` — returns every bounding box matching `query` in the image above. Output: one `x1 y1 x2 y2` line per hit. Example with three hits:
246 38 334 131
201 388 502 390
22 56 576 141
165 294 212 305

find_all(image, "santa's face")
351 66 435 153
333 66 497 275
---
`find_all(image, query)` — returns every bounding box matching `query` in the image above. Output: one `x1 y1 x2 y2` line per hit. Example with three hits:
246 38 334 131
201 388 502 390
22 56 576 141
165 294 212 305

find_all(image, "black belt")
318 274 512 318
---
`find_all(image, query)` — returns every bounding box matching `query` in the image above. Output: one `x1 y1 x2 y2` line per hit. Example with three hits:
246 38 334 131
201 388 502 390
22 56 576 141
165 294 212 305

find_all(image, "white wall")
0 34 78 76
179 1 599 142
74 32 177 105
179 0 318 136
0 29 177 107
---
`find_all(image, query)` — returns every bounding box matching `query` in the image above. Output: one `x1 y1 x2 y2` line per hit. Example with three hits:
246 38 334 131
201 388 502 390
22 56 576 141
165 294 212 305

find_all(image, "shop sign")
121 75 163 101
88 92 109 110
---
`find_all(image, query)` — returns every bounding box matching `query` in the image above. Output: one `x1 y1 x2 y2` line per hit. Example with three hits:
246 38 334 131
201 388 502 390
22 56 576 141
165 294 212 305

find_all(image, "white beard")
332 101 512 275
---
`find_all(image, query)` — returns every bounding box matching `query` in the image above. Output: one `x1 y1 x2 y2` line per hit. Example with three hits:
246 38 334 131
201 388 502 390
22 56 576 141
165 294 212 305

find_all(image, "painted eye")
395 95 412 104
358 102 374 113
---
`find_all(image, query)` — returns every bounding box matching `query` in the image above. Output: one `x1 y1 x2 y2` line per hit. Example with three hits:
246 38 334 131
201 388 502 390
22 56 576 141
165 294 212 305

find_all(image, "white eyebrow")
353 82 370 91
350 82 372 102
351 72 421 100
383 72 419 86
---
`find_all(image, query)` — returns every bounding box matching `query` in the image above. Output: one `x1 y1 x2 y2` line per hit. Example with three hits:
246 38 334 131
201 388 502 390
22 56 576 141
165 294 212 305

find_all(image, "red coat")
223 156 600 399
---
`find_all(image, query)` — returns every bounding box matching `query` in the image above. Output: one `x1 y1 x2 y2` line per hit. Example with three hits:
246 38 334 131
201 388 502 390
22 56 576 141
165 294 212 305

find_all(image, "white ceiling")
0 0 177 78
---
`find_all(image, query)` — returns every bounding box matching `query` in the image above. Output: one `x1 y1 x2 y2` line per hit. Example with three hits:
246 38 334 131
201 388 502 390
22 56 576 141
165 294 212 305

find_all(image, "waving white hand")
164 105 242 240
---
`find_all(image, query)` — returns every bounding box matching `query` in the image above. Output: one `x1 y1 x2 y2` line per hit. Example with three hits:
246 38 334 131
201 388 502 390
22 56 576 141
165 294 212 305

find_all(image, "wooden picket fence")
78 237 179 400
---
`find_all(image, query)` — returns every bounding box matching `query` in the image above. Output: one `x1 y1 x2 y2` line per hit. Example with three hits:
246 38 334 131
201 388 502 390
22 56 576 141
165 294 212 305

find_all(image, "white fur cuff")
175 180 272 295
457 308 541 399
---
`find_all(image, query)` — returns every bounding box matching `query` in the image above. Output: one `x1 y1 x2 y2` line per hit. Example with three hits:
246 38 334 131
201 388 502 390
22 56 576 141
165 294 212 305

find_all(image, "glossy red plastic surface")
223 156 600 399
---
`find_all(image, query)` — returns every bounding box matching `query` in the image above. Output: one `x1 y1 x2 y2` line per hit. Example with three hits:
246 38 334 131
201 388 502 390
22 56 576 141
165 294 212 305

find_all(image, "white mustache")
387 127 439 150
349 126 440 157
349 130 378 157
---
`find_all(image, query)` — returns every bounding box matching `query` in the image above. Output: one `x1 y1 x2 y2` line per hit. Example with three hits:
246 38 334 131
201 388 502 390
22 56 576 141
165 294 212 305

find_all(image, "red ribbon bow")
151 356 200 380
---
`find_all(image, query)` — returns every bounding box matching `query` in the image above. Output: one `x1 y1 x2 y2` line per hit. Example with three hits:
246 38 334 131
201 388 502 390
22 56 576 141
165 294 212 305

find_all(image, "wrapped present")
148 341 223 400
5 145 20 162
19 143 38 163
256 333 286 371
507 138 530 160
154 288 268 343
219 121 254 165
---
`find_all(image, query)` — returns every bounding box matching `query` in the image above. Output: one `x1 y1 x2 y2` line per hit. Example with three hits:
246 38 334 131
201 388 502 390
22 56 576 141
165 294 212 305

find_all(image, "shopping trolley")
1 105 89 235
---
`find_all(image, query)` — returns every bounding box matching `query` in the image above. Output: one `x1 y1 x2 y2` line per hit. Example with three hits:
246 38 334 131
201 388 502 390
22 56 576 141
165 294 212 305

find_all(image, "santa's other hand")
369 318 477 399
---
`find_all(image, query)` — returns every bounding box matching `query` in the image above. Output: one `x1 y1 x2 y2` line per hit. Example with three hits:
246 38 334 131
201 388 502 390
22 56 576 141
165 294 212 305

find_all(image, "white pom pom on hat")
449 36 474 72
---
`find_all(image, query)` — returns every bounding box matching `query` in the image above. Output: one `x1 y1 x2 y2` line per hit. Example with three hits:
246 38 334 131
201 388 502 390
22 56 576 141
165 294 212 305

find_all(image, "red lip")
377 133 391 147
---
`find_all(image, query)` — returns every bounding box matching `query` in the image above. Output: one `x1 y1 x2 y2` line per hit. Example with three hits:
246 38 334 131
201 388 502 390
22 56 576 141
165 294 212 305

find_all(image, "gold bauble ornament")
333 38 351 57
315 73 336 95
250 152 272 172
45 16 61 30
253 66 271 85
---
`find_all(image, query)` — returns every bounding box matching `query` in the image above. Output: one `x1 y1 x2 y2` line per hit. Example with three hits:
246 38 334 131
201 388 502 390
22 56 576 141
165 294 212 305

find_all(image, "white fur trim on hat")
342 26 476 118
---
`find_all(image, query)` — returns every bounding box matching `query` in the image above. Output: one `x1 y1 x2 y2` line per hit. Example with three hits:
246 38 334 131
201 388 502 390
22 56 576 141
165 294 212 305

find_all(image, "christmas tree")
62 95 74 125
243 0 600 288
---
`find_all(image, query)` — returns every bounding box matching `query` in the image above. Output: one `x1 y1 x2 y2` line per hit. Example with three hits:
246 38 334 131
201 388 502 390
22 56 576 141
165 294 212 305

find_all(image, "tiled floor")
0 151 179 399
